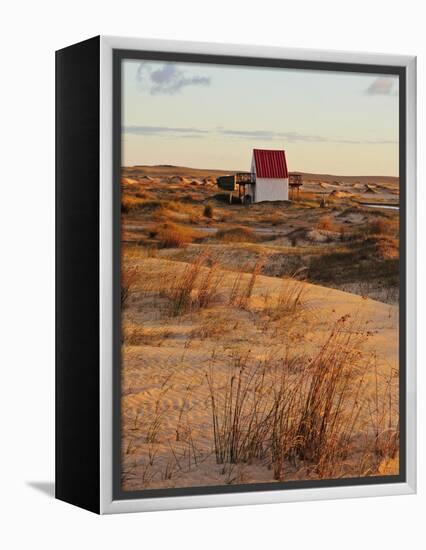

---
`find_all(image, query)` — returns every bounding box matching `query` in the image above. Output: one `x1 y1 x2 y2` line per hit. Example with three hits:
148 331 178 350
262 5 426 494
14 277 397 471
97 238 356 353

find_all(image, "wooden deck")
235 172 255 185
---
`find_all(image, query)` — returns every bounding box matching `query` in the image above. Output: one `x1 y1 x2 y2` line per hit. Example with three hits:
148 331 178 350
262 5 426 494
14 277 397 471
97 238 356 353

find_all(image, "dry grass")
261 212 283 226
145 371 176 444
122 321 148 346
317 215 340 232
205 316 398 480
121 195 146 214
298 191 320 202
135 191 155 200
121 265 139 307
368 360 399 467
372 235 399 260
229 257 264 308
293 316 368 477
167 259 202 316
206 352 272 464
366 217 399 237
197 262 223 308
122 321 171 346
274 275 307 318
152 202 201 224
122 244 158 260
203 204 214 218
121 194 201 218
166 252 223 316
151 222 201 248
121 196 176 214
215 226 258 243
189 316 229 340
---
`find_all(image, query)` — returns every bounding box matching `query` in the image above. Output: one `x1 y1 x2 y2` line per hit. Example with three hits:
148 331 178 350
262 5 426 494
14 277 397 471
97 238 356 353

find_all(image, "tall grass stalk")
167 251 223 316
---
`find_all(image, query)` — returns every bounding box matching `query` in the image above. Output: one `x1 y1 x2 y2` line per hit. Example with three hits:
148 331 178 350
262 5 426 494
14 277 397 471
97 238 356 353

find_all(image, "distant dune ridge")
128 164 398 182
125 165 399 198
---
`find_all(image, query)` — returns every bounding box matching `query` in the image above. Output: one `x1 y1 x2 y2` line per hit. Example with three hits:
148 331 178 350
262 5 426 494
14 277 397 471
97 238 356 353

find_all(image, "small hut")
217 148 290 204
250 149 289 203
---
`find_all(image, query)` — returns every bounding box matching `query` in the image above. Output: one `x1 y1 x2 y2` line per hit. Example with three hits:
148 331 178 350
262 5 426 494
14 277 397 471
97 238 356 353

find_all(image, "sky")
122 59 399 176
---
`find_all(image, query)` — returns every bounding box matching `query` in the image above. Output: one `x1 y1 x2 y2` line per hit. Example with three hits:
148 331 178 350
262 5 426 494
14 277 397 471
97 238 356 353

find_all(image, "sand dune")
121 257 398 491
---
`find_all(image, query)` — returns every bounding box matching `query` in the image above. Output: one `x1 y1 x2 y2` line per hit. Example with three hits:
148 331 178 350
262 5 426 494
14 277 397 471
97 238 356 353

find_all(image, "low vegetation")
273 275 307 319
215 226 258 243
205 318 374 479
203 203 214 218
316 215 340 232
165 252 223 316
150 222 201 248
366 216 399 237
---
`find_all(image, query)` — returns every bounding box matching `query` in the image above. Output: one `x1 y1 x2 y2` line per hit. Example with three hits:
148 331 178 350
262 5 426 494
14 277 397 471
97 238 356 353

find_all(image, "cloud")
339 138 397 145
123 125 396 144
219 129 327 143
365 77 397 96
124 125 208 136
217 128 395 145
137 62 210 95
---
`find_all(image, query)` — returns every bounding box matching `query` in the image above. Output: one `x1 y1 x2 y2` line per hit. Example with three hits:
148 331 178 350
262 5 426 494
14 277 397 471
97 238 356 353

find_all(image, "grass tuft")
167 252 223 316
215 226 258 243
316 215 340 232
203 204 214 218
151 222 201 248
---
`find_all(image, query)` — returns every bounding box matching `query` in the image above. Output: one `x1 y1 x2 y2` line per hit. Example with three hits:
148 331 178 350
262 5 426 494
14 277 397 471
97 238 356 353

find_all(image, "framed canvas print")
55 36 417 514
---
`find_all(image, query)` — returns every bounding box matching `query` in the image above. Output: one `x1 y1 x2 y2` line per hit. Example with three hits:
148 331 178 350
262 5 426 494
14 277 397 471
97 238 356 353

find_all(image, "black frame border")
56 36 101 513
112 48 407 501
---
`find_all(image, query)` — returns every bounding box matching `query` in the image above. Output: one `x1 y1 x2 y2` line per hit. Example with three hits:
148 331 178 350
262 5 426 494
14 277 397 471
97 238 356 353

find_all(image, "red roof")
253 149 288 179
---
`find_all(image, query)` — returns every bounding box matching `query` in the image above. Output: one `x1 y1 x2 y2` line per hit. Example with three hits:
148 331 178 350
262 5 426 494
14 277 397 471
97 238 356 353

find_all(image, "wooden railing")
289 173 303 186
235 172 255 184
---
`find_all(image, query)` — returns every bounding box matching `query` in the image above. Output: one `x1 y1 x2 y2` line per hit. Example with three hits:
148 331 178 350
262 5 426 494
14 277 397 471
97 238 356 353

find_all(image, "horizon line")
123 163 400 179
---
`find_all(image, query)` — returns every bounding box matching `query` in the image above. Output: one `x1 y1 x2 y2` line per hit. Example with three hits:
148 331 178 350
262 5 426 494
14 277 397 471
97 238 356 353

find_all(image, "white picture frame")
55 35 417 514
99 36 416 514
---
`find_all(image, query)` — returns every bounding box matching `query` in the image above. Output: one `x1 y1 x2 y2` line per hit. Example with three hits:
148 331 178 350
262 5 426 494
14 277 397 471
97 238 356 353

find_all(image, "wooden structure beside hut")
289 172 303 200
217 172 256 204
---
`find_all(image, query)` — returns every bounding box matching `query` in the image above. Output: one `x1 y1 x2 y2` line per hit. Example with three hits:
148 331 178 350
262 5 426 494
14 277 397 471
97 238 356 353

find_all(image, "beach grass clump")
228 257 264 308
203 203 214 219
121 195 146 214
274 275 307 318
206 353 272 465
369 360 399 465
167 252 223 316
293 316 367 476
215 226 258 243
151 222 201 248
205 315 398 480
316 215 340 232
366 217 399 237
